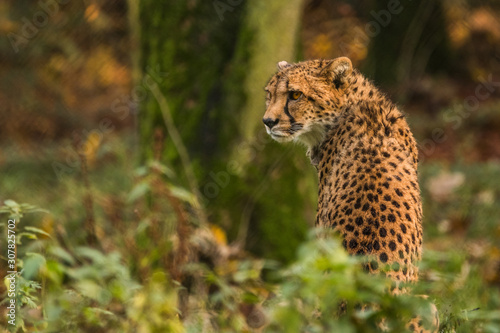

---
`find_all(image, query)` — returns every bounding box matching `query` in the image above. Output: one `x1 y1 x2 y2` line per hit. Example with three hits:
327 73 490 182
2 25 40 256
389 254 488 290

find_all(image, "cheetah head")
263 57 353 149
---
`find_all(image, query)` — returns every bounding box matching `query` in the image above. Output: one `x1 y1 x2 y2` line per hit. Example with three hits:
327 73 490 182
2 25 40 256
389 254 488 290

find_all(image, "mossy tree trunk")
136 0 311 262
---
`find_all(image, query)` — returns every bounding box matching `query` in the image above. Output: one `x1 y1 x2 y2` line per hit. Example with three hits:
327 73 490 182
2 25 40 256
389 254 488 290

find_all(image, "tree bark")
136 0 312 263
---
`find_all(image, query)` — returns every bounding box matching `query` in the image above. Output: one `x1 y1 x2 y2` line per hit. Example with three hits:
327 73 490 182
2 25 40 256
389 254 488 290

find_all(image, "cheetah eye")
289 91 303 100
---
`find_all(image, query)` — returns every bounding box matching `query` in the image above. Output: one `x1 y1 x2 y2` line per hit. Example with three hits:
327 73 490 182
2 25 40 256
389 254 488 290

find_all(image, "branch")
149 80 208 225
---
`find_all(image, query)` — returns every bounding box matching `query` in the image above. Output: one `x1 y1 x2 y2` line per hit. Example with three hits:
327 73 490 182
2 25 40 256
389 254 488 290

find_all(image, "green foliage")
266 229 434 333
0 200 48 222
417 161 500 333
1 135 500 332
2 184 499 332
420 250 500 333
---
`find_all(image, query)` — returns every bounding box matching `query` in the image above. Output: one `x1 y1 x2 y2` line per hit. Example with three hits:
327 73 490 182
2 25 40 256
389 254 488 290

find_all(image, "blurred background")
1 0 500 331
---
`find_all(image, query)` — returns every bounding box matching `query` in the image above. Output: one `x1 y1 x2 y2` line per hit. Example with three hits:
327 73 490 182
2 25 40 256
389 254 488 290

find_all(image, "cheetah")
263 57 437 332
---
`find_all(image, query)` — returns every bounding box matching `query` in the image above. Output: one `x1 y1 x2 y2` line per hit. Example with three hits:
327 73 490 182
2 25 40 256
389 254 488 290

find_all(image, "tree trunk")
136 0 312 263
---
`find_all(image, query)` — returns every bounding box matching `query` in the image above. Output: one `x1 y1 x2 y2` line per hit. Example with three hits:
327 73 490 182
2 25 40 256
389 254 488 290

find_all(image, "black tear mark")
284 80 296 124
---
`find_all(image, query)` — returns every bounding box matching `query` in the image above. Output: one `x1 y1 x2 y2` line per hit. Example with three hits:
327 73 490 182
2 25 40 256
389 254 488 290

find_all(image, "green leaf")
74 247 106 263
24 226 52 238
166 184 196 204
75 280 112 304
134 165 149 177
17 232 38 244
148 160 176 178
23 253 47 279
127 181 150 202
4 199 19 208
49 246 75 265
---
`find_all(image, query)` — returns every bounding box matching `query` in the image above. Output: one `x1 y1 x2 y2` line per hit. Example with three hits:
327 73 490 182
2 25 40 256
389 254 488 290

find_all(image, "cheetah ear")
320 57 353 87
277 61 292 71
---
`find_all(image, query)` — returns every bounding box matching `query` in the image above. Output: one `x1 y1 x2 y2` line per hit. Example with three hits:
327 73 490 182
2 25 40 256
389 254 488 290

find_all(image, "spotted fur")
263 57 437 332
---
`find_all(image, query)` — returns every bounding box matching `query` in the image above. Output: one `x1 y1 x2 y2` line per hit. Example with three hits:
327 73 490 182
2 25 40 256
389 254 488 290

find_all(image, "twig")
151 129 191 316
149 80 208 225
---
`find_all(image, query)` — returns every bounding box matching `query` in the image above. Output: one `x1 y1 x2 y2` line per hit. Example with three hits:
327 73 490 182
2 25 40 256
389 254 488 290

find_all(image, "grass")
1 129 500 332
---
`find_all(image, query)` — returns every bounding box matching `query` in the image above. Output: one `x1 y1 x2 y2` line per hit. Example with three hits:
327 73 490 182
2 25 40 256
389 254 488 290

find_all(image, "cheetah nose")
263 118 279 129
